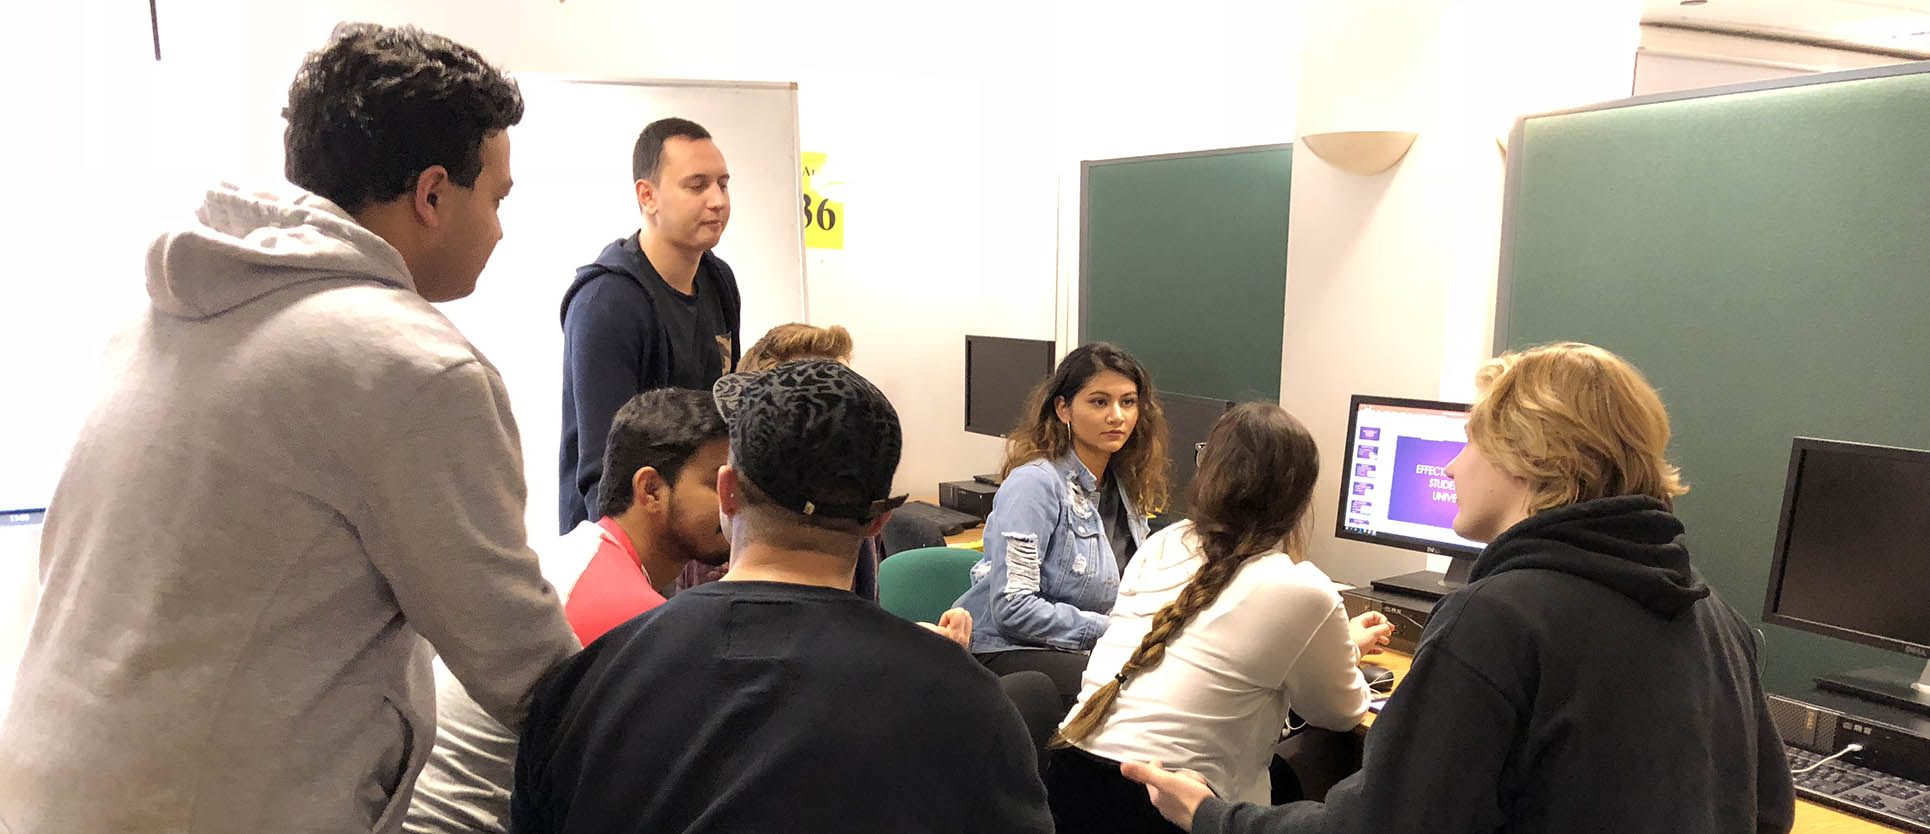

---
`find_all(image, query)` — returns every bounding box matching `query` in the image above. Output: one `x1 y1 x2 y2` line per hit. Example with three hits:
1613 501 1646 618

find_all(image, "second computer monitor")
963 336 1056 438
1155 392 1235 525
1335 394 1483 598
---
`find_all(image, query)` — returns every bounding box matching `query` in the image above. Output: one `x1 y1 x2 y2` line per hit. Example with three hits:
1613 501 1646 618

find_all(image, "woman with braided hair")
1043 402 1393 833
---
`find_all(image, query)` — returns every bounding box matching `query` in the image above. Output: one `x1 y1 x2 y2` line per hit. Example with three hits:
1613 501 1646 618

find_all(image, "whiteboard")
440 76 805 539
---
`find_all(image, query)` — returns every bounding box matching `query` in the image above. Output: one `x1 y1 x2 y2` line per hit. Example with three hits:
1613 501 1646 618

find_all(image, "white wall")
10 0 1306 503
1635 24 1908 95
1281 0 1642 586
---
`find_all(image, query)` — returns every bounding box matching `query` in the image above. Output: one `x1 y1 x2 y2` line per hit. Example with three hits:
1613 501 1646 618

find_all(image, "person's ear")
634 178 657 219
861 510 892 539
413 165 451 228
631 466 668 515
1054 396 1072 426
715 464 742 520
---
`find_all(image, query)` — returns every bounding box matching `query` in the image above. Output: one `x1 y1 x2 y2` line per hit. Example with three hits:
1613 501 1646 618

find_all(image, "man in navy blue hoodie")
1125 342 1796 834
558 117 742 533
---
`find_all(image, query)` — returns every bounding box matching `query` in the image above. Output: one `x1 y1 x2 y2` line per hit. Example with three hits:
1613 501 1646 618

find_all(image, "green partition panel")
1497 62 1930 696
1080 144 1290 402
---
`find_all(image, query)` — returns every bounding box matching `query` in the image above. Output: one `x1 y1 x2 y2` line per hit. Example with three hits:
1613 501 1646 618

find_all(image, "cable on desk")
1791 742 1864 776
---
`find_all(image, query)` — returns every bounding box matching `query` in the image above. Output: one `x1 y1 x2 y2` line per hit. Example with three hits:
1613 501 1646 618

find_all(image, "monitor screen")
1763 438 1930 656
1154 392 1234 524
963 336 1055 437
1333 395 1482 560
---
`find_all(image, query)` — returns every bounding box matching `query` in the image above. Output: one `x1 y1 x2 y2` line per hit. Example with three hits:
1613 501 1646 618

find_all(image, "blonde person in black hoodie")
1125 342 1796 834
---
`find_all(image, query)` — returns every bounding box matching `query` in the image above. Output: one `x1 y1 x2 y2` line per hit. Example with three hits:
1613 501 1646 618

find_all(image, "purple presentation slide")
1354 463 1376 477
1359 427 1381 441
1347 517 1370 528
1352 482 1372 495
1349 499 1370 514
1358 445 1379 461
1386 436 1465 529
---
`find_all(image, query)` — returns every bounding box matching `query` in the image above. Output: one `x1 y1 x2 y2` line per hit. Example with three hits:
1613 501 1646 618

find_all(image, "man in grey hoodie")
0 23 578 834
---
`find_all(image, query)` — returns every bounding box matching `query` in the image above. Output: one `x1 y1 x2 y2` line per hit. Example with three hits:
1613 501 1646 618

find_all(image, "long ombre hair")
1053 402 1320 749
1000 342 1170 515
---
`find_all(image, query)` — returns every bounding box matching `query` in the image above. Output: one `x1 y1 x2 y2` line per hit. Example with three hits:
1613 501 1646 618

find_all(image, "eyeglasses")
1195 441 1208 466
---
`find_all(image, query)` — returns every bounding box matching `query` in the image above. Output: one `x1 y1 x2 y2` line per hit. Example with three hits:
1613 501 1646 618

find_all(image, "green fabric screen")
1498 63 1930 695
1079 144 1290 402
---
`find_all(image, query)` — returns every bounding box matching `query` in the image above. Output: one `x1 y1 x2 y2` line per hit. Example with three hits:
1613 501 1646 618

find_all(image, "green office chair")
876 546 982 624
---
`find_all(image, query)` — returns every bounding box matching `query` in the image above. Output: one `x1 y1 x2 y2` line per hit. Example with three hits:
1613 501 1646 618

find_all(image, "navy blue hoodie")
1196 495 1796 834
557 235 740 533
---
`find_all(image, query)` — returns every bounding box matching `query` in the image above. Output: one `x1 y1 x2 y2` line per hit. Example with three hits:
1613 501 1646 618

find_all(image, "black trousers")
1043 746 1186 834
975 648 1091 709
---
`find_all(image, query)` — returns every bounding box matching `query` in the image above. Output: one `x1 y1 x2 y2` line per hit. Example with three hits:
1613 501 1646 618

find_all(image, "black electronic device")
1763 437 1930 717
972 473 1003 487
1338 585 1436 655
1333 395 1483 600
1769 690 1930 832
892 500 983 538
938 480 998 519
963 335 1055 438
1153 392 1235 526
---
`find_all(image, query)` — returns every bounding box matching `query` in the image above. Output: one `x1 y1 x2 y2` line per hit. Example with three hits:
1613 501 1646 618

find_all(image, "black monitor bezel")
1761 436 1930 660
962 335 1056 437
1333 393 1481 561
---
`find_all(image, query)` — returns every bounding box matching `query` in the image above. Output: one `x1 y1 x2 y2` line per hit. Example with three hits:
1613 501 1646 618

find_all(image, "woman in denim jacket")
954 342 1170 707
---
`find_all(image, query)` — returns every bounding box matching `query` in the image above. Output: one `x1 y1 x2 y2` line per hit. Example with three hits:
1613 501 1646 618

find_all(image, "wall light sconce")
1299 130 1419 175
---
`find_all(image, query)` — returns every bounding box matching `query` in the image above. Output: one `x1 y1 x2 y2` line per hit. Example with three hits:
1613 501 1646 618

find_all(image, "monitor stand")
1369 559 1474 601
1816 659 1930 719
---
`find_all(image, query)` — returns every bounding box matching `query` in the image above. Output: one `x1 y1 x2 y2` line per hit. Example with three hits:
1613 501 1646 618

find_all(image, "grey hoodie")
0 184 579 834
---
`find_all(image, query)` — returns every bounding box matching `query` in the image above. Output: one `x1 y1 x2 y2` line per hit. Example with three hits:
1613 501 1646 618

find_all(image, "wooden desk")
1362 650 1895 833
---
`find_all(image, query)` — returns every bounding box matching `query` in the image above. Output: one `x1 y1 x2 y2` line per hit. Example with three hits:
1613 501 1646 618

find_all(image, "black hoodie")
1196 496 1796 834
556 235 741 533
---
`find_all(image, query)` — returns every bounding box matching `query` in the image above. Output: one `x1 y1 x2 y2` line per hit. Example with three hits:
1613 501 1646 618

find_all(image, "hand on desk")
1120 760 1212 832
1350 610 1393 656
919 607 973 652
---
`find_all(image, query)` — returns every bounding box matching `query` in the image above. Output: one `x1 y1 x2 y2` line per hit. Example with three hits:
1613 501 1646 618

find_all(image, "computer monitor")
1334 394 1483 599
963 336 1055 438
1763 437 1930 717
1152 392 1235 527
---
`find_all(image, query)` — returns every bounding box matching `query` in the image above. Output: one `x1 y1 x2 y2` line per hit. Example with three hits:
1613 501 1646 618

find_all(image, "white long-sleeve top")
1065 520 1371 804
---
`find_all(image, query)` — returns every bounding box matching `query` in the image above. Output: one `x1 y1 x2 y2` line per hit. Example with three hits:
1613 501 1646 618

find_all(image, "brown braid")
1051 402 1321 749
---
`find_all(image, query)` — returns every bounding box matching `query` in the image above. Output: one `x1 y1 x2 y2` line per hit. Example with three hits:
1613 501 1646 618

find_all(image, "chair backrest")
876 546 982 624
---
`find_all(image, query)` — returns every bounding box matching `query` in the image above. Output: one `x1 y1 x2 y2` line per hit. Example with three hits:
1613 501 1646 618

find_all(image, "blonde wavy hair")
1466 342 1688 514
739 323 854 372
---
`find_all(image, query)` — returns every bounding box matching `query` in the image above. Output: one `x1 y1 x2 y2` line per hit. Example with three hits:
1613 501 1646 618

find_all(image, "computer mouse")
1360 661 1395 689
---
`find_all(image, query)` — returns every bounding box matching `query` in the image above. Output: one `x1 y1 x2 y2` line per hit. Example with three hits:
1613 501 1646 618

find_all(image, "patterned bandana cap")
712 359 909 522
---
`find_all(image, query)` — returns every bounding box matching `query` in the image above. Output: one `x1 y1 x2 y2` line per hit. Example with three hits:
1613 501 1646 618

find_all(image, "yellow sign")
801 152 844 250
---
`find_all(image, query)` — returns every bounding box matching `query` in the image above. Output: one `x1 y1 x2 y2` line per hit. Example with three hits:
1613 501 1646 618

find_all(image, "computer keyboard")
1787 744 1930 832
892 500 983 537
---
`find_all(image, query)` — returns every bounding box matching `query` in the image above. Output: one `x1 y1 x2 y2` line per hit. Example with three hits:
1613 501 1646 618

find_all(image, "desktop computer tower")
939 480 998 519
1339 585 1437 654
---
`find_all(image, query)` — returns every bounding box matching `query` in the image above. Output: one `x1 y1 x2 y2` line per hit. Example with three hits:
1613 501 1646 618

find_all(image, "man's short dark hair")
597 388 730 520
632 117 713 183
283 23 524 213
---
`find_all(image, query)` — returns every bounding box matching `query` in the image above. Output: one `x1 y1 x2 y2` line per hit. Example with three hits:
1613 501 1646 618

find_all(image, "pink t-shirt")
563 517 668 645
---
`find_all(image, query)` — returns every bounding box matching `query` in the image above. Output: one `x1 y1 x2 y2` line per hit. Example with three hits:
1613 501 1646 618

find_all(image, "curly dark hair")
597 388 730 520
283 23 523 212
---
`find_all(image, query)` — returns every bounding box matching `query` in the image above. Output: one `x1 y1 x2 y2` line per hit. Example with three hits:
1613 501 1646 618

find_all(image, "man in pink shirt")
563 388 731 643
405 387 728 834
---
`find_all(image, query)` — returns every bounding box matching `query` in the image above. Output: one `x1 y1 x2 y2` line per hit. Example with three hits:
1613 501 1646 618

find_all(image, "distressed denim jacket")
953 453 1150 653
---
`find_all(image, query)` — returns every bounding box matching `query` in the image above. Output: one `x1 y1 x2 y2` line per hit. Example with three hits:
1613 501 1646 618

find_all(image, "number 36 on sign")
801 152 844 250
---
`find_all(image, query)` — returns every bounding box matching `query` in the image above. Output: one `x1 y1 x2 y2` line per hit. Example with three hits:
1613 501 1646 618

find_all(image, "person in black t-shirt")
513 360 1053 834
557 117 743 533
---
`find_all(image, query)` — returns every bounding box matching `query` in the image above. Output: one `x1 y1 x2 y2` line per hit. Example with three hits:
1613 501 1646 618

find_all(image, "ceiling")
1642 0 1930 55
